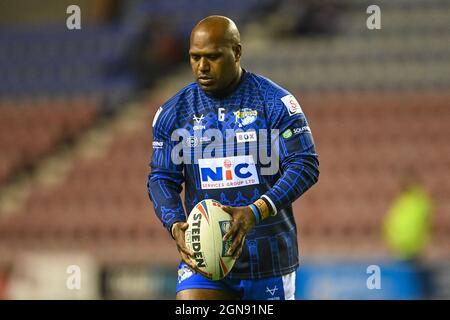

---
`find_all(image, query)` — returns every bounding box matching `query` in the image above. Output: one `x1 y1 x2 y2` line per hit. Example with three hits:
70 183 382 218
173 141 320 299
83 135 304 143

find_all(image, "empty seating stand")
0 97 99 185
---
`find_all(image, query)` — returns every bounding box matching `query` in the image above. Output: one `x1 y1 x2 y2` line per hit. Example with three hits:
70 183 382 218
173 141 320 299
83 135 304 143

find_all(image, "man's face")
189 31 240 95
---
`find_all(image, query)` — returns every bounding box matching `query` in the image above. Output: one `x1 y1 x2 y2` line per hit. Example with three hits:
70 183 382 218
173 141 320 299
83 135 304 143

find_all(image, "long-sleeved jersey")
147 70 319 279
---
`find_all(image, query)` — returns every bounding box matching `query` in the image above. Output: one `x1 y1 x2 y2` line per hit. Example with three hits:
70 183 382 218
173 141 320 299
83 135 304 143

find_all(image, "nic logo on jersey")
281 95 303 116
198 155 259 189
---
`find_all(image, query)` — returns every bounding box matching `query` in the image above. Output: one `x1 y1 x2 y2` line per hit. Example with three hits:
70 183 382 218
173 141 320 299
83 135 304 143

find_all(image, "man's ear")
233 44 242 61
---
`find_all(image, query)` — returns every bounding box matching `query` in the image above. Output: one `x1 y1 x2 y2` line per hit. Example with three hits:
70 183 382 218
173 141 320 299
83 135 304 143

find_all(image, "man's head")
189 16 242 97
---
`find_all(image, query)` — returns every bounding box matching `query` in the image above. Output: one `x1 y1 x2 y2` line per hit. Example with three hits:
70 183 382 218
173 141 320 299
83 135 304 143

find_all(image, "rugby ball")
185 199 236 280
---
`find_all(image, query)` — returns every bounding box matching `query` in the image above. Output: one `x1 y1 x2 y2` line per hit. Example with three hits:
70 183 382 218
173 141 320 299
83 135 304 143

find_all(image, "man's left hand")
220 205 256 260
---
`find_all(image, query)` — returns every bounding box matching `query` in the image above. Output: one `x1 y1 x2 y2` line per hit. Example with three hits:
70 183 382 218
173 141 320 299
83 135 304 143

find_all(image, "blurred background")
0 0 449 299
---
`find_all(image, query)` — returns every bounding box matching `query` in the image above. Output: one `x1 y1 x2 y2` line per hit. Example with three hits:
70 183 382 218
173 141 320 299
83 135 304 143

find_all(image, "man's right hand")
171 222 199 272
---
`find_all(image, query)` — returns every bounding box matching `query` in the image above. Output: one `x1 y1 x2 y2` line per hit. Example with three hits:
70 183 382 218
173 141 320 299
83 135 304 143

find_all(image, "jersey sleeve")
147 106 186 235
263 91 320 214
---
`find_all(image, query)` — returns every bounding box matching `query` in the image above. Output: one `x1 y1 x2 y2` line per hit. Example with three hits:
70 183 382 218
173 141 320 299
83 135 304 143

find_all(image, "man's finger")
175 233 194 255
227 233 244 256
233 238 246 259
223 222 238 241
229 235 242 255
181 253 197 272
179 244 194 257
233 248 242 260
220 205 233 215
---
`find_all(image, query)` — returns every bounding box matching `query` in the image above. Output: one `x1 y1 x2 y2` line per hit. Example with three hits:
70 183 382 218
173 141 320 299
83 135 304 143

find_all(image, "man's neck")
208 67 244 99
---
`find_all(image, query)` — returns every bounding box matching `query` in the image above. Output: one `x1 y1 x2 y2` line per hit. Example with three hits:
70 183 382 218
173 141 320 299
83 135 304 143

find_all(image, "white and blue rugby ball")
185 199 236 280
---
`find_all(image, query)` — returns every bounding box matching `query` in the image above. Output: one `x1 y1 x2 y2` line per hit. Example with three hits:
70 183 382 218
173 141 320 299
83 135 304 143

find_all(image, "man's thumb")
221 205 233 214
181 222 189 230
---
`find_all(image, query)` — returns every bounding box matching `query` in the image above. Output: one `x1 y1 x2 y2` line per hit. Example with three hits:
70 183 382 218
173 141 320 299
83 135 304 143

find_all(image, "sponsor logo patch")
184 135 212 147
184 136 199 147
293 126 311 134
281 95 303 116
234 108 257 127
193 114 206 130
198 155 259 189
282 129 293 139
236 131 257 143
282 126 311 139
152 141 164 149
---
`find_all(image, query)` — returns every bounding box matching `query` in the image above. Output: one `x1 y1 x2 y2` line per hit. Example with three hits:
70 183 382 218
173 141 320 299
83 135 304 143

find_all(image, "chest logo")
193 114 205 130
281 95 303 116
236 131 257 143
198 155 259 189
234 108 257 127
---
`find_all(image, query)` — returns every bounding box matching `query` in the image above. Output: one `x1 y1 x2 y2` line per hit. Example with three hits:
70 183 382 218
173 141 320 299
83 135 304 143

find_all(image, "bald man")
148 16 319 300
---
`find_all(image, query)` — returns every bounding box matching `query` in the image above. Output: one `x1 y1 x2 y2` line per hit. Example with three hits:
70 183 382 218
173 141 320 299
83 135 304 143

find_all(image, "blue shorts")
176 262 297 300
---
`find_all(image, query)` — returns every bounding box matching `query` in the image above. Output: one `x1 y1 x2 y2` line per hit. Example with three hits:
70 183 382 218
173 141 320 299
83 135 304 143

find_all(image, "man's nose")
199 58 210 72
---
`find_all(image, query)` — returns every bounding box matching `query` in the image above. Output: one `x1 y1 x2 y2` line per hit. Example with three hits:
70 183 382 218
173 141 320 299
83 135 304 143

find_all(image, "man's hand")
220 205 256 260
171 222 199 272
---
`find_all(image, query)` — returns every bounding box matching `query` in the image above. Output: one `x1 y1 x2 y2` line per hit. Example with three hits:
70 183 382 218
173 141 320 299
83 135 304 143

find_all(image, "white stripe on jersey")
152 107 163 127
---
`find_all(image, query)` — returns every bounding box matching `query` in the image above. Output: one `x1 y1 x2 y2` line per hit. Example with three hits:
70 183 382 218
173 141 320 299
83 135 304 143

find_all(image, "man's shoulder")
246 71 290 97
161 82 198 110
246 72 305 120
244 72 295 110
153 82 198 130
153 82 198 128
